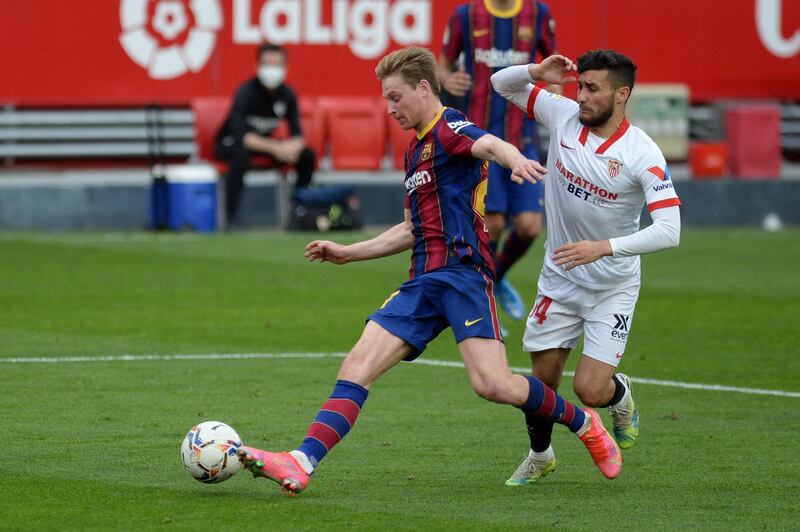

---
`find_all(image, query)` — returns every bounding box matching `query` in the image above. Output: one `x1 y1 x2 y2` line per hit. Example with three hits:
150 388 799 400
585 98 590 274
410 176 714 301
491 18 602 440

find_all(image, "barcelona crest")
421 142 433 161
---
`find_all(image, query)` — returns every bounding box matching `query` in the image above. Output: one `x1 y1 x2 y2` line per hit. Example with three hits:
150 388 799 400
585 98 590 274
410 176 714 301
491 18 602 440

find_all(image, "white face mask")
258 65 285 89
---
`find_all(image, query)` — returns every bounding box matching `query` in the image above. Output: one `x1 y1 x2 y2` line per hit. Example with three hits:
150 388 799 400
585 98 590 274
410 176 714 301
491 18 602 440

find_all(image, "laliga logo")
119 0 223 79
756 0 800 58
232 0 431 60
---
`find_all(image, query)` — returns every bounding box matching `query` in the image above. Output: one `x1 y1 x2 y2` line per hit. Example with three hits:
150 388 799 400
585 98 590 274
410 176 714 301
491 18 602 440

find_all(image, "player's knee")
516 225 540 241
514 218 542 240
485 215 505 236
574 383 606 407
337 348 372 383
534 370 561 390
473 378 512 403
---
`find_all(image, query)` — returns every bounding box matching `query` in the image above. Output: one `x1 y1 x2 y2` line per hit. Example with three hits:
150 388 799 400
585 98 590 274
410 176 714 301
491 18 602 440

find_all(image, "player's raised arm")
491 55 578 129
304 211 413 265
491 55 577 108
489 65 535 112
471 134 546 186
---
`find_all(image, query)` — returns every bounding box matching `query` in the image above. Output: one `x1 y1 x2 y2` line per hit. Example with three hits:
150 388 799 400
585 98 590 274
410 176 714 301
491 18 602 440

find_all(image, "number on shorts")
531 296 553 325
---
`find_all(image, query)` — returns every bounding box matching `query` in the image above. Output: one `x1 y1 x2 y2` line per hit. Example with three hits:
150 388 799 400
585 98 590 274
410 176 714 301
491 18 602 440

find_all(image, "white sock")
289 450 315 475
532 445 554 463
576 413 592 437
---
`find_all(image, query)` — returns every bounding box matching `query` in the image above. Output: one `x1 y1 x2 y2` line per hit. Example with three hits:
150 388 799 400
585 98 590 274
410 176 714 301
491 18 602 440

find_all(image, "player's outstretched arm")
304 213 413 265
471 135 546 185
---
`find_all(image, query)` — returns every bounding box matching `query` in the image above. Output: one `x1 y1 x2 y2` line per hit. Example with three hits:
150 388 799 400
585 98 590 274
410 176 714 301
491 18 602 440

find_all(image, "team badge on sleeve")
607 159 624 178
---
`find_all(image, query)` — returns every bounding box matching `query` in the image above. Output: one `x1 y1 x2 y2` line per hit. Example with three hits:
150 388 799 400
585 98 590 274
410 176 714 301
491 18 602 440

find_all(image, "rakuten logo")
233 0 431 59
474 48 529 68
405 170 431 192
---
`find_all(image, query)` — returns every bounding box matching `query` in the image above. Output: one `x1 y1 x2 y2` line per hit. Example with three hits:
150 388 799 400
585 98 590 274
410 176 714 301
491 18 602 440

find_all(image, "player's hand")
529 55 577 86
552 240 612 270
304 240 350 265
510 158 546 185
442 67 472 96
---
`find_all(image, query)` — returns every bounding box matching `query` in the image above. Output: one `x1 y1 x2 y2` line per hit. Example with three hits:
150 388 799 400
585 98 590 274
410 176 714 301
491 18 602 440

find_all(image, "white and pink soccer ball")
181 421 242 483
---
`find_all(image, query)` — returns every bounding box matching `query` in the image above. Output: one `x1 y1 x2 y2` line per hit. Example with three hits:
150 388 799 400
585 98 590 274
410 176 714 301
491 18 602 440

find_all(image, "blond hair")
375 46 440 95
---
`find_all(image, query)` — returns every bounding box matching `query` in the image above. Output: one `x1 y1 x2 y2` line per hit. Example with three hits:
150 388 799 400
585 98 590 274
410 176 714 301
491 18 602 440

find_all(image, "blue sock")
520 375 585 433
296 380 369 468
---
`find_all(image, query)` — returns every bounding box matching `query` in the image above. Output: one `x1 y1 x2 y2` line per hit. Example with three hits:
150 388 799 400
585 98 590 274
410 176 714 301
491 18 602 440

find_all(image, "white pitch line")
0 352 347 364
2 351 799 399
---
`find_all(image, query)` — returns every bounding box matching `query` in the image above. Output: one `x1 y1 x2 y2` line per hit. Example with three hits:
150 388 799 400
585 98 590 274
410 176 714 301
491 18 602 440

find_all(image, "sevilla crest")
607 159 624 178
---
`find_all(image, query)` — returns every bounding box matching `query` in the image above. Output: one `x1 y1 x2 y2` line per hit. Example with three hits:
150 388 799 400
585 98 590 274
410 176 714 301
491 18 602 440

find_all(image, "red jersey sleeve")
536 3 557 59
438 110 488 158
441 9 465 63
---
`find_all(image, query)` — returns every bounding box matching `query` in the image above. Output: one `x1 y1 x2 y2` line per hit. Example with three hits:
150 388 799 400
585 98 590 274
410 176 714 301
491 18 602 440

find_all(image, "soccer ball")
181 421 243 483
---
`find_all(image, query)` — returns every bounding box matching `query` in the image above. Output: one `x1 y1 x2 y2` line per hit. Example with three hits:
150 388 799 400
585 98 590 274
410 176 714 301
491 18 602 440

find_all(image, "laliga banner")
118 0 429 80
0 0 798 105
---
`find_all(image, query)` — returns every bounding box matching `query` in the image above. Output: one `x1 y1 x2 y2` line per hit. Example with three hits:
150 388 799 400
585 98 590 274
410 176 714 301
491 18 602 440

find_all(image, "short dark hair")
256 42 286 61
577 49 637 90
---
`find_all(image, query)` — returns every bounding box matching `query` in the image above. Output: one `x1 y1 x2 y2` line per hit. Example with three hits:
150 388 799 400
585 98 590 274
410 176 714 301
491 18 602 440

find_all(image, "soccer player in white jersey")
490 50 681 485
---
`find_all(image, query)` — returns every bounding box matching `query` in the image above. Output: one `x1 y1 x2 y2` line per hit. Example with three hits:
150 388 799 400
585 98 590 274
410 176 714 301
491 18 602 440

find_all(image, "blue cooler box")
149 164 218 232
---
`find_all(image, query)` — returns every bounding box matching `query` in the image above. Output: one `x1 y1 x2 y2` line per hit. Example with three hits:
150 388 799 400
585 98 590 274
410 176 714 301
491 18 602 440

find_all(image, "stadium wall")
0 176 797 230
1 0 798 105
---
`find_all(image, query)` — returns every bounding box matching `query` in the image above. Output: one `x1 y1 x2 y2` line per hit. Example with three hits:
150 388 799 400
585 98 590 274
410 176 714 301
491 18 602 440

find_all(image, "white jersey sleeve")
610 142 682 257
609 205 680 257
490 65 578 130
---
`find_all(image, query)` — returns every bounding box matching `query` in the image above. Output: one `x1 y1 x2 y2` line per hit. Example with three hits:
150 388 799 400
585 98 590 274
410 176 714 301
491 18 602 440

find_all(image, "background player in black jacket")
216 43 315 227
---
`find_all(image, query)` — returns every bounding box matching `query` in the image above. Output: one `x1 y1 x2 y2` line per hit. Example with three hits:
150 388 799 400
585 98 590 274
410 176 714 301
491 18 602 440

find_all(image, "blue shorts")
485 145 544 216
368 267 503 360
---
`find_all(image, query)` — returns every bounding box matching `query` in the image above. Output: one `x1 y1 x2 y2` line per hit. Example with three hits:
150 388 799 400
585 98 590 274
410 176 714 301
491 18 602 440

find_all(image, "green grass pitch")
1 228 798 530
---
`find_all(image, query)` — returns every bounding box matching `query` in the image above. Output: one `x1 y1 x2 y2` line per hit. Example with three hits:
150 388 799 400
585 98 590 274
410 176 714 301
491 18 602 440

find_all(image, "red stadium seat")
321 97 386 170
191 96 231 172
191 96 320 169
190 96 289 226
298 97 325 159
725 104 782 179
387 111 416 170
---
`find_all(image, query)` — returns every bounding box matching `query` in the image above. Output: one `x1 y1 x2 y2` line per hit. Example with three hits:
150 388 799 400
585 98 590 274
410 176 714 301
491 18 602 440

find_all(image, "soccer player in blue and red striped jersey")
439 0 558 324
238 47 621 495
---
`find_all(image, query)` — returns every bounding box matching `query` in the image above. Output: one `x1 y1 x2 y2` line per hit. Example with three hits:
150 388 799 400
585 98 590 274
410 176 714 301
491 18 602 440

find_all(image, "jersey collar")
484 0 523 18
416 107 446 140
579 117 631 155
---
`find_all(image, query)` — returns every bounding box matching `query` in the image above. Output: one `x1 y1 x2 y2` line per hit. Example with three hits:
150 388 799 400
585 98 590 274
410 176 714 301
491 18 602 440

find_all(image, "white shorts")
522 267 640 367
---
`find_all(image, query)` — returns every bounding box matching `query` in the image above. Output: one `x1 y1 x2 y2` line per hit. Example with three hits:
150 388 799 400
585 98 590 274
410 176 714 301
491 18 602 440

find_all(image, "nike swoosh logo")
473 29 489 37
464 317 484 327
560 139 575 150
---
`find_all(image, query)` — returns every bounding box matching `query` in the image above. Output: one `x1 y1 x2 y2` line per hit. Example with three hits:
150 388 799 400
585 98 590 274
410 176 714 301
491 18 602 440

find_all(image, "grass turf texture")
1 229 798 530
